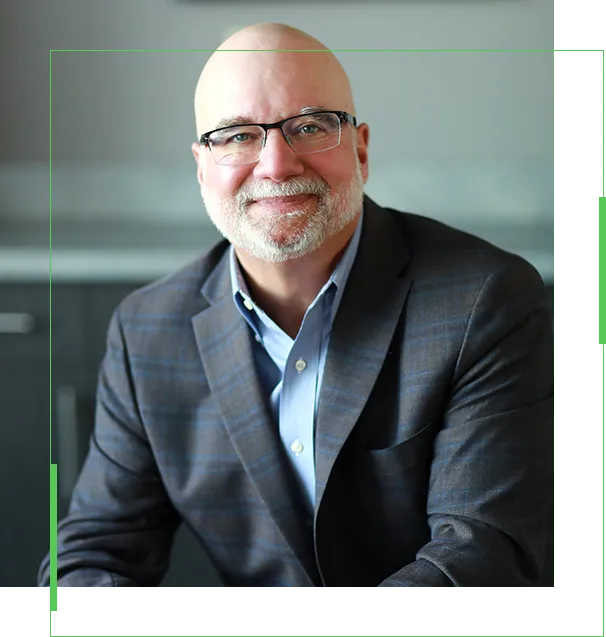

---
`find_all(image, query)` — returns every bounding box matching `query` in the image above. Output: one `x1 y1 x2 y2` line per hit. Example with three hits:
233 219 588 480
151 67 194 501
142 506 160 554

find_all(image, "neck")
234 215 360 339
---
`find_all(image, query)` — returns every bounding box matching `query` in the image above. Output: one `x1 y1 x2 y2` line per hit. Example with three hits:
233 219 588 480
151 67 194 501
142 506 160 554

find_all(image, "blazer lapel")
315 198 413 511
191 251 318 581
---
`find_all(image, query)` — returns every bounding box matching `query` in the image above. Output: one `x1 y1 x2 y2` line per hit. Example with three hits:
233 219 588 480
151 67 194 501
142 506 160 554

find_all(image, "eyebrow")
212 105 330 130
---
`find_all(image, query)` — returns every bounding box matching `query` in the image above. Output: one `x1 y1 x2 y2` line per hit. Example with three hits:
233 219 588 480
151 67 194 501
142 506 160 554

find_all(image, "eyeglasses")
199 110 357 167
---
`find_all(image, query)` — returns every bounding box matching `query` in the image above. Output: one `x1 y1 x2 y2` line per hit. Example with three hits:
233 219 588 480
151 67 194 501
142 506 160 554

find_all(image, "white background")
560 0 606 49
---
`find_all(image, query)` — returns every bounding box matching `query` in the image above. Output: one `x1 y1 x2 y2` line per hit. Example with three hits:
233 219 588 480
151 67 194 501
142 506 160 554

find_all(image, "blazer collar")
193 248 320 584
314 195 412 512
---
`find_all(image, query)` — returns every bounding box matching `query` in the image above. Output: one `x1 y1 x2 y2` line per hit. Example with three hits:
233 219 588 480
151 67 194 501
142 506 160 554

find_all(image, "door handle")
0 313 35 334
56 386 80 501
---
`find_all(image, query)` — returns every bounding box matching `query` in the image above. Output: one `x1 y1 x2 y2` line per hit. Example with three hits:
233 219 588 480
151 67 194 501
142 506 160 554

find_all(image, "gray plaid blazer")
39 196 553 587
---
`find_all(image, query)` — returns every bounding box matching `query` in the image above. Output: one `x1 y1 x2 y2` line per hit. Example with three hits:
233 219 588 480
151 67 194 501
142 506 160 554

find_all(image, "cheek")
205 165 250 198
307 148 359 189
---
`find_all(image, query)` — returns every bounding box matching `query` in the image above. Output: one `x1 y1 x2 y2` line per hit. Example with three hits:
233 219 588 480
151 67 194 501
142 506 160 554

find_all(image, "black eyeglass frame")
199 110 358 152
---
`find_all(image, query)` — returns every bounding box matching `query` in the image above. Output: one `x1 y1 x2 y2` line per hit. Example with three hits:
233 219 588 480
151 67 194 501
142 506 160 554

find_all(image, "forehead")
211 105 336 131
196 51 351 133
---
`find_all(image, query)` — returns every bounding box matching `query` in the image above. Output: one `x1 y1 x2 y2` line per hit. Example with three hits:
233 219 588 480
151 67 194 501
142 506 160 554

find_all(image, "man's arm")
380 259 553 586
38 308 181 587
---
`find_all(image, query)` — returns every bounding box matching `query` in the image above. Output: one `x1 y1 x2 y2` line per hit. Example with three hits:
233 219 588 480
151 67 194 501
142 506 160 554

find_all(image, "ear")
355 123 370 183
191 142 205 186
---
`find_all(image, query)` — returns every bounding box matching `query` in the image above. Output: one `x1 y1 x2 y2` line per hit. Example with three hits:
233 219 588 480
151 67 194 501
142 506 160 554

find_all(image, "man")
39 23 553 587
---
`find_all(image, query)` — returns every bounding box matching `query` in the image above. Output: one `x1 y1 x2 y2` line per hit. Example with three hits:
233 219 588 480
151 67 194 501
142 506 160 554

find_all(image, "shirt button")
254 334 261 343
294 359 307 373
243 298 253 311
290 440 304 455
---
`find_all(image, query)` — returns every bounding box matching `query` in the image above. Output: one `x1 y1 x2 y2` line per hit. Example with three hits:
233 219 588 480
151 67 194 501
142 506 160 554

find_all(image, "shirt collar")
326 209 363 321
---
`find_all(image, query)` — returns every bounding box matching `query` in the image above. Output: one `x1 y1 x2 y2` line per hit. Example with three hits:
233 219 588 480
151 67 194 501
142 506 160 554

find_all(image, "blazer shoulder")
383 206 545 288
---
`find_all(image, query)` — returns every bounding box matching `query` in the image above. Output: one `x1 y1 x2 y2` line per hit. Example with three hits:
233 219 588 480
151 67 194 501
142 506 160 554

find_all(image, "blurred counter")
0 248 211 282
0 217 553 283
0 217 221 282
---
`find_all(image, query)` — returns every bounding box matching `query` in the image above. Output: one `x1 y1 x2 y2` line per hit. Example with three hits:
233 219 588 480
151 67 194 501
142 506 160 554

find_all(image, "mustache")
236 177 330 206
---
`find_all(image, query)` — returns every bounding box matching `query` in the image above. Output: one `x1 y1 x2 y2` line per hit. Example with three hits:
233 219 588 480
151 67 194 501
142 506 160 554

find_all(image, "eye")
210 128 261 147
297 124 322 135
228 132 253 143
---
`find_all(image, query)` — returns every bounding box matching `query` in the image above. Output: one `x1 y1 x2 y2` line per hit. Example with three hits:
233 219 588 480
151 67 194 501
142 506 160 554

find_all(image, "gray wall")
0 0 553 229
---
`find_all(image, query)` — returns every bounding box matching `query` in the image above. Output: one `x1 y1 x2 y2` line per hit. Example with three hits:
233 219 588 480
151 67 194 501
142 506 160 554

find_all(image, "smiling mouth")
252 194 313 209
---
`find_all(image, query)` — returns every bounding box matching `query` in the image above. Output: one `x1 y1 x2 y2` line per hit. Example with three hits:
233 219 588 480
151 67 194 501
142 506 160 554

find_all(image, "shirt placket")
279 301 324 510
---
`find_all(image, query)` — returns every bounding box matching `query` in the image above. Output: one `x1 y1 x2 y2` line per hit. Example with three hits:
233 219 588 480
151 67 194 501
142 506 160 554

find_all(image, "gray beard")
201 165 364 262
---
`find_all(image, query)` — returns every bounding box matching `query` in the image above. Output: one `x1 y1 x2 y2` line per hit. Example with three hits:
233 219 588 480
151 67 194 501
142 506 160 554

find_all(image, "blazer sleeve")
38 308 181 587
379 257 554 587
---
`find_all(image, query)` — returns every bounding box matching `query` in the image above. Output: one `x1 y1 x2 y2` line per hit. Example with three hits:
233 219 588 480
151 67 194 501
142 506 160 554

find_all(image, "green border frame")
49 49 606 637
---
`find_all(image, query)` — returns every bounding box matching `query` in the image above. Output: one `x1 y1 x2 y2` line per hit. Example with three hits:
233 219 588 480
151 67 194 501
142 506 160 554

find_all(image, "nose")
251 128 305 182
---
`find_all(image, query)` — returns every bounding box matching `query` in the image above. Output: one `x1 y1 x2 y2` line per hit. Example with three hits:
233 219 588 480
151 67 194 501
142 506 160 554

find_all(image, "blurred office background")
0 0 553 586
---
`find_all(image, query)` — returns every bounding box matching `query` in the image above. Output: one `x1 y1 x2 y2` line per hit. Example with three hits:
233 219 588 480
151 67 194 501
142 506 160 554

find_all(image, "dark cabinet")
0 364 50 586
0 284 52 586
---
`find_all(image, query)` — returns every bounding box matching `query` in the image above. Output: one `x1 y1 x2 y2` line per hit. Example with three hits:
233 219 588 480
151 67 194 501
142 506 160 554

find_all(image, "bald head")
193 23 355 138
219 22 327 51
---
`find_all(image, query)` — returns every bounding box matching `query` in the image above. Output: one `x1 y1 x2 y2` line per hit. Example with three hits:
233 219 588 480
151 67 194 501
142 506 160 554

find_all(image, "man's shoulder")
115 238 230 320
377 203 544 287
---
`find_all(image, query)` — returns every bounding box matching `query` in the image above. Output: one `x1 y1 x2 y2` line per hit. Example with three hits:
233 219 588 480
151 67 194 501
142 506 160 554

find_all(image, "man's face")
192 52 369 262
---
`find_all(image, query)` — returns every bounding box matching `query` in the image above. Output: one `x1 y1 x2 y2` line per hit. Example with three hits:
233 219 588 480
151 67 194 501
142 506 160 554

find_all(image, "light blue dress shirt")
229 212 363 513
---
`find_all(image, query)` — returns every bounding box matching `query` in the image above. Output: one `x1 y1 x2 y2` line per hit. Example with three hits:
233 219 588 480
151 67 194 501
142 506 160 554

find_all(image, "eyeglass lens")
208 112 342 166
